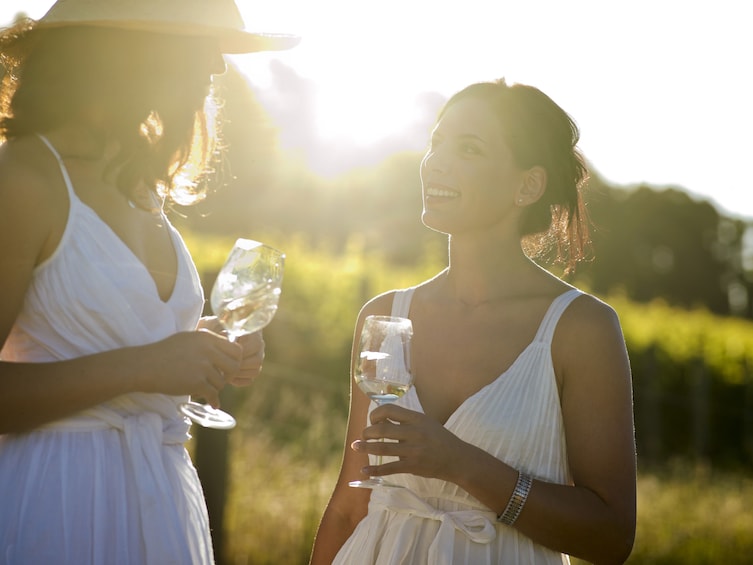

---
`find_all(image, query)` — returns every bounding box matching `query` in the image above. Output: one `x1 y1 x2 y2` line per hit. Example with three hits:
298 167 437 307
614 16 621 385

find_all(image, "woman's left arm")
358 295 636 564
511 295 637 563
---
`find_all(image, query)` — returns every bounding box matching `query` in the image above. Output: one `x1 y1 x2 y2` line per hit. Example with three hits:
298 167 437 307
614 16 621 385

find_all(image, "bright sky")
3 0 752 219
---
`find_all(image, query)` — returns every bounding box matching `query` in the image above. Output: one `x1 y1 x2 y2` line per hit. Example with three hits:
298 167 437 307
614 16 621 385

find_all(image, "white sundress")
333 287 582 565
0 136 213 565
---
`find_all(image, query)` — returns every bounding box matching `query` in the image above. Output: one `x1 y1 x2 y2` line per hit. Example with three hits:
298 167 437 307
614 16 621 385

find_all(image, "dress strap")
533 288 582 345
37 134 78 203
390 287 416 318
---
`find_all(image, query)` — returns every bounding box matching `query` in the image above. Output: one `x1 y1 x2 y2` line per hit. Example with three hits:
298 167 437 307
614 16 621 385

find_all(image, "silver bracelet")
497 471 533 526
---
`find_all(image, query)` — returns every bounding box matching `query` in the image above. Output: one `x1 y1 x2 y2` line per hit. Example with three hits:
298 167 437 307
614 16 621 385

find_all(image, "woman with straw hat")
0 1 297 563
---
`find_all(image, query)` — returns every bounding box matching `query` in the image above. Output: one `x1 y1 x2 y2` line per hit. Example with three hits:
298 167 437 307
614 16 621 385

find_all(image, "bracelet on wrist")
497 471 533 526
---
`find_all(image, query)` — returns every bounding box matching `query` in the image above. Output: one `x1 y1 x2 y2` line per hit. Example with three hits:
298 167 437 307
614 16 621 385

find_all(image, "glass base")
348 477 403 489
179 401 237 429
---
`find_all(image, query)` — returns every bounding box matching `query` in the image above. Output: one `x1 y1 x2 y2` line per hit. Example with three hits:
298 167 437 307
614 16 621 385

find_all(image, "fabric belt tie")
43 407 191 565
370 486 497 565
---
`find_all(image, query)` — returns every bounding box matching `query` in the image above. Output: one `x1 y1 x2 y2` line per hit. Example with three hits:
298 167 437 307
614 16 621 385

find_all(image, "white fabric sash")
369 486 497 565
43 406 192 565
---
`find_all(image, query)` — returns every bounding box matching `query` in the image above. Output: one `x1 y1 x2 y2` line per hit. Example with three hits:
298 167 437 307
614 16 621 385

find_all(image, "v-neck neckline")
76 198 181 304
409 341 543 428
38 134 180 305
395 288 579 427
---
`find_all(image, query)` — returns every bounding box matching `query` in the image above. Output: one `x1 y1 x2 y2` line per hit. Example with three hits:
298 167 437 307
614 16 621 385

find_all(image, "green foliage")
577 180 751 317
612 294 753 385
604 293 753 466
222 368 344 564
630 464 753 564
185 230 442 376
570 464 753 565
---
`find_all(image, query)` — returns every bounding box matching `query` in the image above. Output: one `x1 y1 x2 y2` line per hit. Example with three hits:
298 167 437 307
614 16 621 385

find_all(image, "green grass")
627 463 753 564
219 363 347 565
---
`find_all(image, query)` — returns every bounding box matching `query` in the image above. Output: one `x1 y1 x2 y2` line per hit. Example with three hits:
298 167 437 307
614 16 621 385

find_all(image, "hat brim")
220 29 301 54
34 20 300 54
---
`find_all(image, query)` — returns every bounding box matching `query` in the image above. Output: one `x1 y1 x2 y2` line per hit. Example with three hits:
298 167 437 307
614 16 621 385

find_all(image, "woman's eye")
459 142 480 155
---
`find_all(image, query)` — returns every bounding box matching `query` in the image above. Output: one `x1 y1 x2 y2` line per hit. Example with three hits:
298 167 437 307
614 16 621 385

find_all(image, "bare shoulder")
359 291 396 319
0 137 66 261
552 291 630 385
358 282 423 321
559 291 623 337
0 137 67 344
0 137 61 205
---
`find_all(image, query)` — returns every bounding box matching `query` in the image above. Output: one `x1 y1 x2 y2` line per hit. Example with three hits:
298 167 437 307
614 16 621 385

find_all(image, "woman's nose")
422 149 446 174
211 53 227 76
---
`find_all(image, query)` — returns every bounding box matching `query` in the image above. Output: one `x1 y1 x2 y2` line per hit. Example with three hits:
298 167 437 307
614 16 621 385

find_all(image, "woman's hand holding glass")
196 316 265 387
180 238 284 429
224 330 265 386
135 329 242 409
349 315 414 489
352 403 467 483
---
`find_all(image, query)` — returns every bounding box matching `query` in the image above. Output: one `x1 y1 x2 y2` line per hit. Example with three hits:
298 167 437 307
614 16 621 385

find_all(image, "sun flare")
312 84 427 145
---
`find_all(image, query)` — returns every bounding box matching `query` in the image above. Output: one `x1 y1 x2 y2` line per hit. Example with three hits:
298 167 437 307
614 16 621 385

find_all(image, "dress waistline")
41 406 193 564
369 486 498 565
41 405 189 444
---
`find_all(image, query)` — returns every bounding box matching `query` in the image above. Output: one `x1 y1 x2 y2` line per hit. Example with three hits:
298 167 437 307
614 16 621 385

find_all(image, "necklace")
127 189 164 217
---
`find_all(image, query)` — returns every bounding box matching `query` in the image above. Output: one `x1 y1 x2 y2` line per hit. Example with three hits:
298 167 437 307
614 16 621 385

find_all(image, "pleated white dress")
0 136 214 565
333 287 581 565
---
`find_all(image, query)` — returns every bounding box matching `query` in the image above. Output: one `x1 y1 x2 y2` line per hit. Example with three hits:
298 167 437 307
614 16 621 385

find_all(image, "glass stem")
372 398 390 478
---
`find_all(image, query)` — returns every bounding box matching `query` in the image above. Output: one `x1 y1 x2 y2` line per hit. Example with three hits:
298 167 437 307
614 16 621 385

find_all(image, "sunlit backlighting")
2 0 751 216
312 86 423 146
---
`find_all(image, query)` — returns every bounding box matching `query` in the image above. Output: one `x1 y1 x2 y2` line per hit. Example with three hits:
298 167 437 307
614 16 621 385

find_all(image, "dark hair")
439 78 591 274
0 21 222 205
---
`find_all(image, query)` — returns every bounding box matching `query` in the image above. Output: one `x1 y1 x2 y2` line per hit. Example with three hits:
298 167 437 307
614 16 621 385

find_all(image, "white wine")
355 376 411 403
348 316 413 489
184 239 283 430
216 286 281 336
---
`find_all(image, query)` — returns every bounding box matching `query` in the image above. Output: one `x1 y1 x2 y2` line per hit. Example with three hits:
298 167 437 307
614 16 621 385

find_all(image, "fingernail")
351 440 361 451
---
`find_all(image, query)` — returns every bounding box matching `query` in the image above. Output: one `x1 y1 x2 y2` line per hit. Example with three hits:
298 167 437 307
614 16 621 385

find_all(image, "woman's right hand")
134 330 242 408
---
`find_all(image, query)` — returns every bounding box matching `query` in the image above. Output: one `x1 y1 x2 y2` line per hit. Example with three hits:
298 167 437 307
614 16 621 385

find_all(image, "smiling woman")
310 77 637 565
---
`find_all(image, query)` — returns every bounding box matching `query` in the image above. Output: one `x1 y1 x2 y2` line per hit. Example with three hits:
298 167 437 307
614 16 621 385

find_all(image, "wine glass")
349 315 414 488
179 238 285 429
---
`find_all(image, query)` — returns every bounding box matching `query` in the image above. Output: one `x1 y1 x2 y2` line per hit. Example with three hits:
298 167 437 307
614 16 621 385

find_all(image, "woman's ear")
516 166 547 206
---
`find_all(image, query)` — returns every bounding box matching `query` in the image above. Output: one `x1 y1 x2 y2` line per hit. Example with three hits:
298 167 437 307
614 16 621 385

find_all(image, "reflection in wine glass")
349 315 413 489
179 238 284 429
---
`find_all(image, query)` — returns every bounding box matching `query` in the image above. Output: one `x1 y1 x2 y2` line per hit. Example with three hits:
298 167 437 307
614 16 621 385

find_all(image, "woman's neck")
442 232 549 307
43 124 115 162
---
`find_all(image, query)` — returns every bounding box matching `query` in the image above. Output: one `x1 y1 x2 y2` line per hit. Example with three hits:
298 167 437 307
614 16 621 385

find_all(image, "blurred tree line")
176 64 753 321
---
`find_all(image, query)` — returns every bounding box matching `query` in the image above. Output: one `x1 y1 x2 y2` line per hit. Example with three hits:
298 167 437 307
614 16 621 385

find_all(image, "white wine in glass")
349 315 413 489
179 238 285 429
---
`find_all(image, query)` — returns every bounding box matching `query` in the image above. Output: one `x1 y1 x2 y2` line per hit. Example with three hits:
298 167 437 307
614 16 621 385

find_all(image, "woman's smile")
424 183 460 199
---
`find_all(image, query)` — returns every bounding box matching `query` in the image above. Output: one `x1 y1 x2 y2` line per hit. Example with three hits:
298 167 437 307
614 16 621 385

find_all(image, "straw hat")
35 0 299 54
